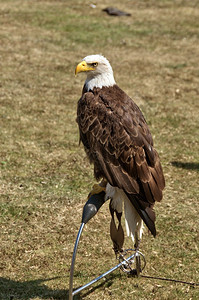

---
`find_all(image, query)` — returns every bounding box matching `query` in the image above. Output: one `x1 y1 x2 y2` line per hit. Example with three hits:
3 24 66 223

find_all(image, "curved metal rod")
69 192 106 299
68 191 146 299
72 251 138 297
69 224 144 299
69 222 85 300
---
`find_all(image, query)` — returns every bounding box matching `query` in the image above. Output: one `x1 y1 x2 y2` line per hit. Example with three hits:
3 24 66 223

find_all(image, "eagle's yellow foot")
87 180 107 199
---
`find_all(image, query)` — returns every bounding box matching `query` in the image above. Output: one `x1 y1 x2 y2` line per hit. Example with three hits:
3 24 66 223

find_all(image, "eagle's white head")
75 54 116 90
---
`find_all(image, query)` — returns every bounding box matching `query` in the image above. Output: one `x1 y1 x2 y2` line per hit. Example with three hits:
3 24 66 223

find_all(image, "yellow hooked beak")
75 61 95 75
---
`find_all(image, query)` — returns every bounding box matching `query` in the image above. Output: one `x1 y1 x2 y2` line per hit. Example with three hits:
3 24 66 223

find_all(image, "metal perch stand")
69 192 146 300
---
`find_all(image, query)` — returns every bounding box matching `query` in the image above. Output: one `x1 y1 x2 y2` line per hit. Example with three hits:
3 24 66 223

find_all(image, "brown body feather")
77 84 165 236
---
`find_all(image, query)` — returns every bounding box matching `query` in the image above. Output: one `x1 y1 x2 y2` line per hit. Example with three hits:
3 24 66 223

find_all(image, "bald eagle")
75 55 165 251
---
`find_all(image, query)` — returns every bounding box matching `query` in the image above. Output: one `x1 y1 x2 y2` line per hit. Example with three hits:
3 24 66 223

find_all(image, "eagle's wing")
77 86 165 235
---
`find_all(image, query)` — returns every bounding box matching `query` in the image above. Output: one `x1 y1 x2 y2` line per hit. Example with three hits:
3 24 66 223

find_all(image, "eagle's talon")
87 183 106 199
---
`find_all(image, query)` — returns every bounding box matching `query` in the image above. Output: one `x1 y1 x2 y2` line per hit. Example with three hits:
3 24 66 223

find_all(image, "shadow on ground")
171 161 199 172
0 273 120 299
0 277 67 300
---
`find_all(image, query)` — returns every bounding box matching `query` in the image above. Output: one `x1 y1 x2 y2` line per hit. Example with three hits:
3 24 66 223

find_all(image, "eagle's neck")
85 72 116 91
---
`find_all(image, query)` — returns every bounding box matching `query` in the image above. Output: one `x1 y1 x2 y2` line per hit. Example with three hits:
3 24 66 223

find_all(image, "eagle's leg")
87 179 107 198
109 200 125 255
134 231 141 276
134 231 141 250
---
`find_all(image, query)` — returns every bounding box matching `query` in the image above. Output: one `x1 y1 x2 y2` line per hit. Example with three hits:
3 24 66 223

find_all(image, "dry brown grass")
0 0 199 299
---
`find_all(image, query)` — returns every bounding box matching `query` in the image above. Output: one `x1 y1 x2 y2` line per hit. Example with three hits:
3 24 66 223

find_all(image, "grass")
0 0 199 299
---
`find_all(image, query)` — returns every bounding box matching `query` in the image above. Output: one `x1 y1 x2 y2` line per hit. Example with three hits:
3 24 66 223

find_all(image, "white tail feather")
124 195 143 242
106 184 144 243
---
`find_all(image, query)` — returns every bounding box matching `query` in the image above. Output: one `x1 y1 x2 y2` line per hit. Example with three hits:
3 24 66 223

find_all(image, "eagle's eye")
92 62 98 67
